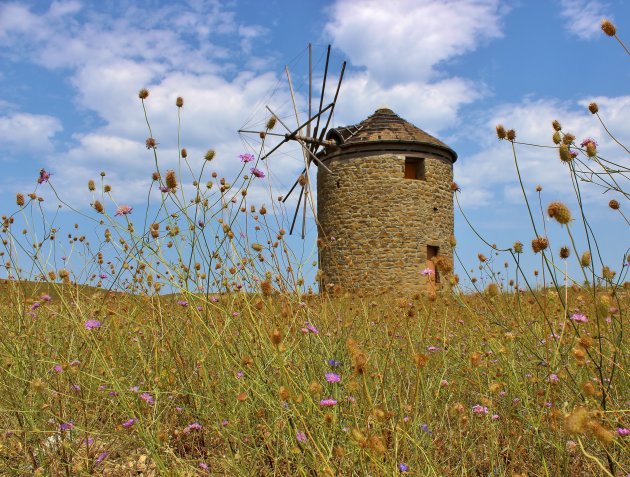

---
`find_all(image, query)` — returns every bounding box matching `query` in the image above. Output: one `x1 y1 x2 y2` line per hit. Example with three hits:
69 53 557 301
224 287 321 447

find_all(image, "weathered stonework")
316 108 456 293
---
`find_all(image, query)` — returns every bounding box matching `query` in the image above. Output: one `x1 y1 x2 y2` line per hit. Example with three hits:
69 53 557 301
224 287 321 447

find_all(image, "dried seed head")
181 148 187 158
146 137 157 149
601 19 616 36
513 241 523 253
93 200 104 213
587 420 615 445
580 251 591 267
608 199 619 210
166 170 178 190
552 120 562 131
16 193 25 207
559 144 573 162
496 124 506 139
506 129 516 141
138 88 149 99
104 184 111 193
152 172 160 181
536 184 543 192
486 283 499 297
176 96 184 108
270 329 282 345
562 133 575 145
547 202 572 225
205 149 216 161
552 131 561 144
88 180 95 191
559 246 570 259
450 182 460 192
588 102 599 114
564 407 589 434
585 141 597 157
531 237 549 253
266 116 277 130
582 381 596 396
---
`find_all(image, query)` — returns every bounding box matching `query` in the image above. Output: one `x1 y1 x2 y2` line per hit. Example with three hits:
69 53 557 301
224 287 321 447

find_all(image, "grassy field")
0 279 628 476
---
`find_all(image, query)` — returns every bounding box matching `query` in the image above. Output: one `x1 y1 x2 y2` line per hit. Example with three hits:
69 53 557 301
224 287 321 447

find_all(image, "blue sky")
0 0 628 288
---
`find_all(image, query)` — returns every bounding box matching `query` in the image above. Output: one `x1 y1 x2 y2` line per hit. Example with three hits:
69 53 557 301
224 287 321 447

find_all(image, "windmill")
238 44 346 238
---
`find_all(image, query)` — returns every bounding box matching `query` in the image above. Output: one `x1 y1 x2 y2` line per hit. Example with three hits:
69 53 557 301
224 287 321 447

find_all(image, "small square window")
404 158 425 180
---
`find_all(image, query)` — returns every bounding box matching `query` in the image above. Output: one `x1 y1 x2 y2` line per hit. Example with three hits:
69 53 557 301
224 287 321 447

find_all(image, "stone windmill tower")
316 107 457 293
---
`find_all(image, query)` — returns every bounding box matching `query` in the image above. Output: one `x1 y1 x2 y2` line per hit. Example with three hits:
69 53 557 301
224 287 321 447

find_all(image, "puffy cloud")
325 0 504 85
0 112 62 155
559 0 611 39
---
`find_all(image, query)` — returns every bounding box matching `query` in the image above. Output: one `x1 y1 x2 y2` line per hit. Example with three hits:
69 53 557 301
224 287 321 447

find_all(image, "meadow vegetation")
0 19 628 477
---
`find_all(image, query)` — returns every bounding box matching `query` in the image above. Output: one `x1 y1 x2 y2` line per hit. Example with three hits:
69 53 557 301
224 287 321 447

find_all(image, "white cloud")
325 0 504 85
0 112 62 154
559 0 610 39
455 96 630 208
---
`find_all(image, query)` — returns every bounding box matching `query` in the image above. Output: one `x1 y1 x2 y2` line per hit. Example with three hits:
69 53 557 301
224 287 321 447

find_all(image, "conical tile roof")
326 108 457 161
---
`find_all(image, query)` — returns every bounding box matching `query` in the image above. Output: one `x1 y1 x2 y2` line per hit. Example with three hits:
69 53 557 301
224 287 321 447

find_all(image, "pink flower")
472 404 488 415
617 427 630 437
319 398 338 407
199 463 209 470
491 414 500 421
250 167 265 178
296 430 307 443
53 364 63 373
549 373 559 383
184 422 202 433
305 322 319 334
580 138 597 148
140 392 154 405
421 268 434 276
37 169 51 184
95 452 108 466
570 313 588 323
325 373 341 383
114 205 133 216
177 300 188 307
85 319 102 330
440 379 449 387
59 421 74 431
240 153 255 163
41 294 52 302
209 296 219 303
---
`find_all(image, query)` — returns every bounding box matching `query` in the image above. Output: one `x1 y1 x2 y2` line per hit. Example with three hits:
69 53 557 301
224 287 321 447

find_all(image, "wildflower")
440 379 449 387
472 404 489 415
239 153 255 163
609 199 619 210
399 463 409 473
121 418 136 428
559 144 573 162
145 137 157 149
588 102 599 114
16 193 25 206
114 205 132 216
166 170 178 190
199 463 209 471
328 359 342 367
138 88 149 99
506 129 516 141
427 346 439 352
320 398 338 407
159 186 171 193
53 364 63 373
581 138 597 157
513 241 523 253
251 167 265 178
94 452 108 466
37 169 51 184
176 96 184 108
296 430 307 443
325 373 341 383
420 423 430 433
99 273 107 279
601 19 616 36
305 322 319 334
140 392 154 405
531 237 548 253
580 251 591 267
177 300 188 307
108 391 118 397
570 313 588 323
549 373 559 383
204 149 216 161
547 202 572 225
209 296 219 303
71 384 81 392
421 268 434 276
184 422 202 433
60 422 74 431
560 246 570 259
495 124 506 139
552 120 562 131
84 319 102 330
491 414 500 421
617 427 630 437
30 302 41 311
93 200 104 213
83 437 94 446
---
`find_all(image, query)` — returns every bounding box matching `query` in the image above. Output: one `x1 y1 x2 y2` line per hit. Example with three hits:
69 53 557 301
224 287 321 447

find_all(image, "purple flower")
570 313 588 323
94 451 108 466
37 169 51 184
177 300 188 307
319 398 338 407
549 373 559 383
236 371 244 380
328 359 342 367
71 384 81 392
472 404 489 415
59 421 74 431
492 414 500 421
618 427 630 437
427 346 439 352
30 302 41 311
240 153 255 163
440 379 449 387
209 296 219 303
420 423 430 433
399 463 409 472
108 391 118 397
305 322 319 334
115 205 133 216
580 138 597 148
250 167 265 178
569 149 578 158
83 437 94 446
98 384 107 391
140 392 154 405
296 430 307 443
199 462 209 471
130 386 139 392
159 186 171 193
99 273 107 279
41 294 52 302
121 418 136 428
325 373 341 383
85 319 102 330
53 364 63 373
421 268 434 276
184 422 202 433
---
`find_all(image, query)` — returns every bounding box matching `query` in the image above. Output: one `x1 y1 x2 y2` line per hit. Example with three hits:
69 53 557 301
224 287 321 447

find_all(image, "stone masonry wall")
317 152 453 293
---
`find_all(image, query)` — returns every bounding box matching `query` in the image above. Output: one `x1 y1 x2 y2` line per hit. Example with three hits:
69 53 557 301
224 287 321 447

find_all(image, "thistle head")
601 19 616 36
